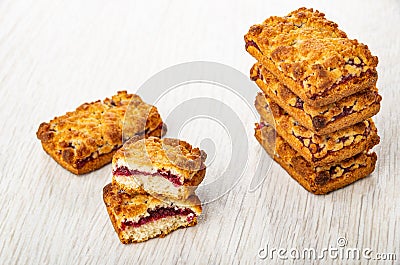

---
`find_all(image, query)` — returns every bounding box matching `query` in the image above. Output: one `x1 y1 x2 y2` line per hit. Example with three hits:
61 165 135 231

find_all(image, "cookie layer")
103 183 201 244
255 124 377 194
36 91 165 175
251 63 381 134
112 136 207 200
245 7 378 107
255 93 380 165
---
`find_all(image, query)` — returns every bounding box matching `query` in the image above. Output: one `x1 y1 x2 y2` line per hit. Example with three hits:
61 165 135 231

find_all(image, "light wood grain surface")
1 0 399 264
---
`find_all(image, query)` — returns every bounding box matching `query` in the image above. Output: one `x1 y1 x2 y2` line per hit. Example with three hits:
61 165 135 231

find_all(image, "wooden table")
1 0 399 264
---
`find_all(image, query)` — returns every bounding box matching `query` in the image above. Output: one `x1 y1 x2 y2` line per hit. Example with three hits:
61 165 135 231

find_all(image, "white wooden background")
0 0 399 264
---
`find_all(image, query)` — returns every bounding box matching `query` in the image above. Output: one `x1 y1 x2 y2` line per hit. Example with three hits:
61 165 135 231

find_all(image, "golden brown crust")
245 7 378 107
255 93 380 166
103 183 201 243
36 91 165 175
113 136 207 184
40 142 117 175
255 125 377 194
103 183 202 217
251 63 381 134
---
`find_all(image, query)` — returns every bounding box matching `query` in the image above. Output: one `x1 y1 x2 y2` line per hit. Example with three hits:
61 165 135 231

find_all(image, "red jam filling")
76 156 93 169
245 40 261 52
257 122 266 129
121 207 195 230
332 105 354 121
113 166 183 186
294 97 304 109
345 58 365 68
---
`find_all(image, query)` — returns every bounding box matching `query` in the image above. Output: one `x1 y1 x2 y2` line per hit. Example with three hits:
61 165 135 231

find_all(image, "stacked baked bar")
245 8 381 194
103 136 207 243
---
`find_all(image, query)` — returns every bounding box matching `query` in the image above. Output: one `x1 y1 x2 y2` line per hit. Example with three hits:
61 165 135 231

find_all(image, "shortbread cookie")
255 123 377 194
255 93 380 165
251 63 381 134
36 91 165 175
103 183 201 244
112 136 207 200
245 7 378 107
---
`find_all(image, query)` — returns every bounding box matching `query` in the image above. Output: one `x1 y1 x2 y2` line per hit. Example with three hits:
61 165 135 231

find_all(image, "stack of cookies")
245 8 382 194
103 136 207 243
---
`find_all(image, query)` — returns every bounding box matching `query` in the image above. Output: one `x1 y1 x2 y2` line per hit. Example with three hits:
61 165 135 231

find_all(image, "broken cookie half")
103 183 201 244
112 136 207 200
